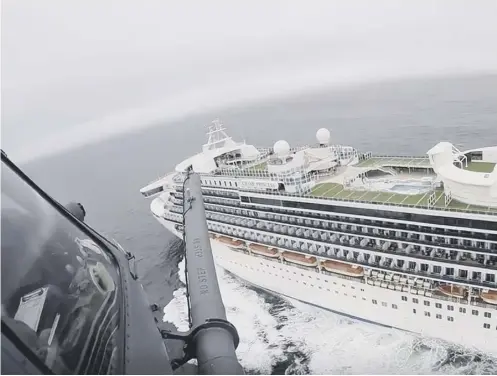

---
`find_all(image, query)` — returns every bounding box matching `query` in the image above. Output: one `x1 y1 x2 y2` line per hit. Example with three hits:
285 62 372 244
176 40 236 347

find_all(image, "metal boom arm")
163 172 244 375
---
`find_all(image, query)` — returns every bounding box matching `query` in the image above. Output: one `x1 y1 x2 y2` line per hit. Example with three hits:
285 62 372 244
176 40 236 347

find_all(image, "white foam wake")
163 260 495 374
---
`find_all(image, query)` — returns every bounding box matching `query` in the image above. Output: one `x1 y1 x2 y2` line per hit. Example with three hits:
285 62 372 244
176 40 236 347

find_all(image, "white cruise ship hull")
158 217 497 357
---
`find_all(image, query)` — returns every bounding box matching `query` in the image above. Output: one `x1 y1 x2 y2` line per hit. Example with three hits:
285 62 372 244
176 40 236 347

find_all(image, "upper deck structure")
141 120 497 217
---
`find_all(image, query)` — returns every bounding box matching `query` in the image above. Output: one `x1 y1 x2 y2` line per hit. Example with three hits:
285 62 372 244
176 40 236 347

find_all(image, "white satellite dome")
316 128 331 145
273 140 290 157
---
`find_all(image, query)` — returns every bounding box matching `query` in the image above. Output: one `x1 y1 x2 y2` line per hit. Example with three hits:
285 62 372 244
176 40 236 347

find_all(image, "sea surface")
21 74 497 374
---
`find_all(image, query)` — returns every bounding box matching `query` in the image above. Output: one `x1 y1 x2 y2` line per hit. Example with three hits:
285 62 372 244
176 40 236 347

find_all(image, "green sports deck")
464 161 496 173
310 182 497 214
355 156 432 169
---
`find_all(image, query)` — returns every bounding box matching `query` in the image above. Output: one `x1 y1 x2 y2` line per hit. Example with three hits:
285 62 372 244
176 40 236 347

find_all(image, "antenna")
204 119 232 150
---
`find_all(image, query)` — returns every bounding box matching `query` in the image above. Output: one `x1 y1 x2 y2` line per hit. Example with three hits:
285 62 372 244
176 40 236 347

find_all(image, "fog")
2 0 497 162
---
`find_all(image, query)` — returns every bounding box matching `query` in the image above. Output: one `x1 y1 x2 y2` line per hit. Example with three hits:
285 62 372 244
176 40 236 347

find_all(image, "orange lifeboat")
321 260 364 277
216 236 244 248
249 244 279 258
438 285 466 299
480 290 497 305
282 252 318 267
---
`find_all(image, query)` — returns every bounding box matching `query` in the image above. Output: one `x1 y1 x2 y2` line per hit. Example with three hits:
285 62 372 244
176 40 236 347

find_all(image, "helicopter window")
1 162 123 374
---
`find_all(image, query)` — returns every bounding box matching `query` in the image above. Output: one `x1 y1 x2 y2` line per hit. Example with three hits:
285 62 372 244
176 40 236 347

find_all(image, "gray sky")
2 0 497 163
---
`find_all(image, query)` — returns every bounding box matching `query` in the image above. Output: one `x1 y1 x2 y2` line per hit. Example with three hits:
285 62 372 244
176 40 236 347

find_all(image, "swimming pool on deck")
364 177 436 195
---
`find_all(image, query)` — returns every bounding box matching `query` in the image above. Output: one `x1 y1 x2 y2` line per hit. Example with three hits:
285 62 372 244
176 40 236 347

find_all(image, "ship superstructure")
141 119 497 354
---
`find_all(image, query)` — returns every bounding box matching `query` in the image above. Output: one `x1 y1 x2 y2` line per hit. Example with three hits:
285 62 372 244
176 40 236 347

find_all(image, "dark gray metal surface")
182 173 244 375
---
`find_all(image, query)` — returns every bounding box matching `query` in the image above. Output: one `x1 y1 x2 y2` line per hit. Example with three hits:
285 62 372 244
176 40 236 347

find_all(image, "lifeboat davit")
438 285 466 299
321 260 364 277
216 236 244 248
480 290 497 305
249 244 279 258
282 251 318 267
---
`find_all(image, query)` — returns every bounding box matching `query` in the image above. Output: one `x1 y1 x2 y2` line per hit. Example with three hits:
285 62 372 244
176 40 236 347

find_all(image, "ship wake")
163 258 497 374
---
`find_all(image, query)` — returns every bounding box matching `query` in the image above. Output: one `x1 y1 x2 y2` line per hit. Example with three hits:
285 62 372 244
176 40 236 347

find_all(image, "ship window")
484 323 490 329
342 284 346 287
486 274 495 283
472 310 479 316
435 303 442 309
402 296 407 301
361 288 364 292
484 312 492 318
447 316 454 322
303 282 307 285
424 312 431 317
447 305 454 311
344 293 348 297
424 301 430 306
362 297 366 301
325 280 329 283
413 309 417 314
381 302 387 307
392 304 398 309
353 295 357 299
327 288 330 291
413 298 419 304
319 286 322 289
372 299 378 304
459 307 466 313
436 314 442 319
351 286 355 290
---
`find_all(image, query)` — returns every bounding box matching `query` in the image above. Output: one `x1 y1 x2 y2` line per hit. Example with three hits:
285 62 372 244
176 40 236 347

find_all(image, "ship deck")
464 161 496 173
310 182 497 214
355 156 432 169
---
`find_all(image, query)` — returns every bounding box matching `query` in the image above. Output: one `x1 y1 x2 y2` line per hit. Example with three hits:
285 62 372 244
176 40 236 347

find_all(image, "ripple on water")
162 258 497 374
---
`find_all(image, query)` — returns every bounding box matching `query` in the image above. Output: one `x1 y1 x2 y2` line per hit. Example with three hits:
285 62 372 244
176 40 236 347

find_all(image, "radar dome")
273 140 290 157
316 128 331 145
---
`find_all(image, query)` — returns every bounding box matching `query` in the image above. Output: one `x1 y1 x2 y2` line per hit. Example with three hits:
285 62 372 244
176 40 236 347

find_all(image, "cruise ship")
140 119 497 354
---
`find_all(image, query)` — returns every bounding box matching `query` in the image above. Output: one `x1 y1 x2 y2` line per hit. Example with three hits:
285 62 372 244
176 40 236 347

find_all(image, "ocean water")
21 74 497 374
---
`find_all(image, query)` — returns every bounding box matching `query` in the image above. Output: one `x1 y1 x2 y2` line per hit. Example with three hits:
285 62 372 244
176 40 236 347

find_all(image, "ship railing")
143 171 179 188
208 224 497 289
280 260 319 272
218 153 270 170
366 155 430 160
431 292 468 305
200 202 497 260
238 186 495 215
470 300 497 310
290 144 311 153
321 269 366 283
202 193 497 247
206 226 497 308
279 259 364 284
184 197 497 254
